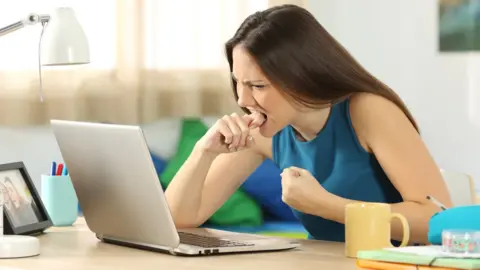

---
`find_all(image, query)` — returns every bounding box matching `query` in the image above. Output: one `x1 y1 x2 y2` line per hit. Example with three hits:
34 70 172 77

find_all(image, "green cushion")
257 232 308 239
160 118 263 227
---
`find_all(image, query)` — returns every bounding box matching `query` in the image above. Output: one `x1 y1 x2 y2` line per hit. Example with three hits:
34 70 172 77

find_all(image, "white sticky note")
384 245 480 258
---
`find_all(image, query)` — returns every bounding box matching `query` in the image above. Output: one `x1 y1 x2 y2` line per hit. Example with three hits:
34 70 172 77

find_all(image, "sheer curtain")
0 0 305 125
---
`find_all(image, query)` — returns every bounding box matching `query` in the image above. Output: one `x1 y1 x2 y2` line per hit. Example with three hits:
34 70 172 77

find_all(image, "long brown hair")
225 4 419 132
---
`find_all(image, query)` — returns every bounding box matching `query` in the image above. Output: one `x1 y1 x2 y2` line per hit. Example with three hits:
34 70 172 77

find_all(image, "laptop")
50 119 300 256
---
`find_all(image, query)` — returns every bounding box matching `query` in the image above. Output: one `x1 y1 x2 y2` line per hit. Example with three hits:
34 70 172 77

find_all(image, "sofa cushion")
150 152 167 175
242 159 297 221
204 220 307 239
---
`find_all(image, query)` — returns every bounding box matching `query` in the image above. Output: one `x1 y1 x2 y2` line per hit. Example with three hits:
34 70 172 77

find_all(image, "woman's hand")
196 112 265 154
281 167 329 214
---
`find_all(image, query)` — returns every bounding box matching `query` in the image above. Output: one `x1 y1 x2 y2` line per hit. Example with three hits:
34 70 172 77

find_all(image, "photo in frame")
438 0 480 52
0 161 52 235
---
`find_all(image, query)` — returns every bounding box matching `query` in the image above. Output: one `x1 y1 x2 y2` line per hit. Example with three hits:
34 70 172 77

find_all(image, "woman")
1 181 22 226
3 177 39 226
164 4 452 244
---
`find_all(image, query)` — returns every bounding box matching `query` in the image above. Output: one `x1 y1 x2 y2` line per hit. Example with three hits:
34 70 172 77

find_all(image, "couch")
150 118 308 239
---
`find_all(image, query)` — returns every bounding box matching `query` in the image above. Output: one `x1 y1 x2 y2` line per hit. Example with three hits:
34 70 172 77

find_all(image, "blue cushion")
241 159 297 221
204 221 306 233
150 151 167 176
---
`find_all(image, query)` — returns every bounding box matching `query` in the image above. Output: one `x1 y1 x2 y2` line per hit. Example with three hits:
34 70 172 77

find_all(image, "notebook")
357 246 480 270
357 259 458 270
384 246 480 259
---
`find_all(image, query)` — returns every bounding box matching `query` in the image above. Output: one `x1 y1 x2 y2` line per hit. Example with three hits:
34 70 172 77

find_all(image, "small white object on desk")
0 192 40 259
0 235 40 259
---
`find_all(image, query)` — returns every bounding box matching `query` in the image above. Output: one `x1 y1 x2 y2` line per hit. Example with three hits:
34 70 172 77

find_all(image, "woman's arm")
164 128 272 228
309 93 453 244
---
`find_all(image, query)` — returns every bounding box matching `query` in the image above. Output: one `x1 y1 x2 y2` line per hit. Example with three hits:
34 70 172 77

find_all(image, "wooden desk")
1 218 357 269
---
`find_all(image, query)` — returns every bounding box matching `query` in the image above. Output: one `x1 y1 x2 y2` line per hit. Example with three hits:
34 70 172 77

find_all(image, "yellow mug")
345 202 410 258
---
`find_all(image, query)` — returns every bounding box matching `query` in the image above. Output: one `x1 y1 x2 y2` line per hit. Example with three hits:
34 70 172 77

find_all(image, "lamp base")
0 235 40 259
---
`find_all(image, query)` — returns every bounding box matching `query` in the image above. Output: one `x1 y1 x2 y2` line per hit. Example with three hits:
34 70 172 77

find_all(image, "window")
143 0 268 70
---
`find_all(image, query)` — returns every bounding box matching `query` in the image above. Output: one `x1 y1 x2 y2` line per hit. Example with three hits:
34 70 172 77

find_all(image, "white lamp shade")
41 7 90 66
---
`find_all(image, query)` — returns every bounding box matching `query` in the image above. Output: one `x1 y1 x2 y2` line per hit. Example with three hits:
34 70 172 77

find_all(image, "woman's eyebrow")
246 79 266 84
231 74 266 84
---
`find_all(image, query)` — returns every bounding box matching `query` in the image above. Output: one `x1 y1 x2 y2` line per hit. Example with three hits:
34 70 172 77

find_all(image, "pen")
56 163 64 176
51 161 57 176
62 165 68 176
426 195 448 211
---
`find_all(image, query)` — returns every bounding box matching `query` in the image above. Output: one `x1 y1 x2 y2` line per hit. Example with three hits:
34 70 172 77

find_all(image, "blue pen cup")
41 174 78 226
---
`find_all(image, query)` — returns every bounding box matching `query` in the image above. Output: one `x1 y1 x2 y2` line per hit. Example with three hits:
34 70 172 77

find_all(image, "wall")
0 0 479 195
308 0 480 191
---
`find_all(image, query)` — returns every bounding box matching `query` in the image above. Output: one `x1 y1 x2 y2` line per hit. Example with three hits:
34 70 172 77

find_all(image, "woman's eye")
251 84 265 90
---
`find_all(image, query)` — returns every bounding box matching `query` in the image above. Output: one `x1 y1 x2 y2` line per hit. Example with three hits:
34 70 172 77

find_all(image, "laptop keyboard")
178 232 254 248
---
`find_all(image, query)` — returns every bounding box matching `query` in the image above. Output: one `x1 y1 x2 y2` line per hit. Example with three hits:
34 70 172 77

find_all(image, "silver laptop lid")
50 119 180 248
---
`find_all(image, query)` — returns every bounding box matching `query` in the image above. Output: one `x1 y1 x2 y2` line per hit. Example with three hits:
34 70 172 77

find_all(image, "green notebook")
357 247 480 270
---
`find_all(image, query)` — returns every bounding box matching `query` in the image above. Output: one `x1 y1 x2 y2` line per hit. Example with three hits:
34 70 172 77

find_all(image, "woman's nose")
237 86 255 107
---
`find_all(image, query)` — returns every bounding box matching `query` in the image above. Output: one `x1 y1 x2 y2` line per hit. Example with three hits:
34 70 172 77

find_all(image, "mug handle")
390 213 410 247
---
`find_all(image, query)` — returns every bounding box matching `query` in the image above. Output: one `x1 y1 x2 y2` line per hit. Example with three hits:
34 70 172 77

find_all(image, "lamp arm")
0 13 50 37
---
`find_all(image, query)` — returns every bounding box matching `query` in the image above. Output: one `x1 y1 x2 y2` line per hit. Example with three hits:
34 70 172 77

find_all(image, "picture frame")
438 0 480 52
0 161 52 235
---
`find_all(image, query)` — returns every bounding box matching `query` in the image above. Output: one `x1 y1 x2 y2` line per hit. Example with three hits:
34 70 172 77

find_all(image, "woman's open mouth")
260 112 268 127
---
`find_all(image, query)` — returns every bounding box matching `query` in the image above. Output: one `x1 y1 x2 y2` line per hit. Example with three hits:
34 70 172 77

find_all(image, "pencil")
426 195 448 211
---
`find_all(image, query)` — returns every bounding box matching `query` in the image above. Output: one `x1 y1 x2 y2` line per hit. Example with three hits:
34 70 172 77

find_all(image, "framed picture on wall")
438 0 480 52
0 161 52 235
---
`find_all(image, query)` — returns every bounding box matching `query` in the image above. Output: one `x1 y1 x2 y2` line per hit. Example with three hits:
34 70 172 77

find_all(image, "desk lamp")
0 7 89 259
0 7 90 101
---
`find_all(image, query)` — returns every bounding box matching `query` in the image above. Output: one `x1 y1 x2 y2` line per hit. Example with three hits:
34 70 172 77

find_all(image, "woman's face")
232 45 297 137
5 181 20 208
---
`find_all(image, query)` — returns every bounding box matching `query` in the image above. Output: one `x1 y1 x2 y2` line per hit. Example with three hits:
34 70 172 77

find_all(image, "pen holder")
41 174 78 226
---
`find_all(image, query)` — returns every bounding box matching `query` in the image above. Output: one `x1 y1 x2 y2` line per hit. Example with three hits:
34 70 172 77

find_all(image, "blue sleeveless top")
272 98 403 242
